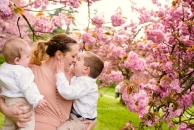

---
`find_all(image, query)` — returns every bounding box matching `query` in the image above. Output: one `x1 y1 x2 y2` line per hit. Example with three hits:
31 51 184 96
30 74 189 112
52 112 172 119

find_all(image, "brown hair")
2 38 28 64
83 51 104 79
30 33 77 65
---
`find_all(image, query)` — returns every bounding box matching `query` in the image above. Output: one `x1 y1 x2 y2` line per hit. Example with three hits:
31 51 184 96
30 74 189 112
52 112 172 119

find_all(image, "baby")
0 38 47 130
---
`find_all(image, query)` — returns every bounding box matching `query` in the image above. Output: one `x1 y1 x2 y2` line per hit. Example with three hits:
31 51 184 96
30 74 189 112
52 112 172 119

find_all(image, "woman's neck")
41 57 57 75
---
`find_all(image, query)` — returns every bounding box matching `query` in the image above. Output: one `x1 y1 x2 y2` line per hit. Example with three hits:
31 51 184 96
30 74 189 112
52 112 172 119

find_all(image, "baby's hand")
57 59 65 73
37 99 47 108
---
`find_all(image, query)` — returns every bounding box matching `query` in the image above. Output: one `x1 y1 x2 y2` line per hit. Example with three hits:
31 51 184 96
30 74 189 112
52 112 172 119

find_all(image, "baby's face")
18 45 31 67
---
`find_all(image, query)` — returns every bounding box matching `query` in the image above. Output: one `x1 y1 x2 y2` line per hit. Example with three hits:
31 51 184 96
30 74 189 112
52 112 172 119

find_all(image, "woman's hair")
30 33 77 65
2 38 28 64
83 51 104 79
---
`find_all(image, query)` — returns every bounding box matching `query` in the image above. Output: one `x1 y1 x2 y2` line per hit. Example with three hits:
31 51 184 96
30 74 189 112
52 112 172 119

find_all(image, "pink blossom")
101 61 110 73
82 33 96 45
97 33 109 42
146 79 161 92
164 62 173 73
0 0 14 19
178 123 189 130
166 104 182 121
151 0 161 6
109 71 124 83
147 30 164 44
110 45 125 57
167 35 178 45
170 7 183 21
179 22 190 36
170 79 182 93
111 13 126 27
69 0 80 8
178 93 194 108
92 16 104 28
124 51 146 71
158 10 165 17
33 0 49 9
123 88 149 117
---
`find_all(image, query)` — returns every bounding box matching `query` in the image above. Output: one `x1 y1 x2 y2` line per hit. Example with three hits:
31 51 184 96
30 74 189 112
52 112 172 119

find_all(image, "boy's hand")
37 99 47 108
57 59 65 73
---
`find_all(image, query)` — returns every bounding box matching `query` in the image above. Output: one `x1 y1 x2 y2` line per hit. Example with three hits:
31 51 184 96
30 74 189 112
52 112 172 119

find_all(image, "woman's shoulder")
28 64 41 71
29 63 39 68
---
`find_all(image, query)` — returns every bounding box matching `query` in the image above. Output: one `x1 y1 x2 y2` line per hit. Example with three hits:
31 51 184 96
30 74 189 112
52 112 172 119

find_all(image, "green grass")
0 57 5 128
0 57 5 65
94 96 140 130
98 87 115 97
97 87 171 130
0 113 4 127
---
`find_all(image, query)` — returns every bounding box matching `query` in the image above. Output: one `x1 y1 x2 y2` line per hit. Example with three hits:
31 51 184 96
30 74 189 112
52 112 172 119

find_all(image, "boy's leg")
2 97 20 130
2 97 34 130
19 108 35 130
57 114 88 130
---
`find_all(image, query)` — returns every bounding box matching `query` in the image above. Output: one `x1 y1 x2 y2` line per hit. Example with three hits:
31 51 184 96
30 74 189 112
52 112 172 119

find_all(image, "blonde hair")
2 38 28 64
30 33 77 65
83 51 104 79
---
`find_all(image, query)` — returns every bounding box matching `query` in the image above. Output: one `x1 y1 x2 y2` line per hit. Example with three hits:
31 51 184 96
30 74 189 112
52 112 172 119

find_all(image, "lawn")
0 56 5 65
94 95 140 130
99 86 116 97
0 113 4 127
96 87 170 130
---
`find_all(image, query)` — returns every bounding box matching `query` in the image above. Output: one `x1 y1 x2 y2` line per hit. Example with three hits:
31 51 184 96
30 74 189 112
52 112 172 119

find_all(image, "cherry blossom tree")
119 0 194 129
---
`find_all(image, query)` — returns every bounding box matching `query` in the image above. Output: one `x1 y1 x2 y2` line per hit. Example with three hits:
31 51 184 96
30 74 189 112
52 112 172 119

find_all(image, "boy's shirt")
56 73 98 118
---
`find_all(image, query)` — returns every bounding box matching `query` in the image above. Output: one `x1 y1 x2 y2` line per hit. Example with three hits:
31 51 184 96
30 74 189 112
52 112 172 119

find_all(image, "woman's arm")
0 96 32 127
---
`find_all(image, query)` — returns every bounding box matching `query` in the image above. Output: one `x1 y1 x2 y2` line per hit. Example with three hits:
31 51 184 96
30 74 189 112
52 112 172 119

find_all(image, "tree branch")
17 17 23 39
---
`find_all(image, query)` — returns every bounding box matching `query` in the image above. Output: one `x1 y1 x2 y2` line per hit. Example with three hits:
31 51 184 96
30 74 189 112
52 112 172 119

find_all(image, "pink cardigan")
30 64 72 130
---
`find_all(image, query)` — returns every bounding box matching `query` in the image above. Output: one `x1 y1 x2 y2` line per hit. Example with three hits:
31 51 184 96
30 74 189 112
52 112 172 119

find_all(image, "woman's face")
62 44 79 70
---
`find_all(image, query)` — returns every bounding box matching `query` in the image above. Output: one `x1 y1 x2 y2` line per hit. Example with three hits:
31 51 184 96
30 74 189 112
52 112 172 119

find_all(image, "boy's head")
2 38 31 67
73 51 104 79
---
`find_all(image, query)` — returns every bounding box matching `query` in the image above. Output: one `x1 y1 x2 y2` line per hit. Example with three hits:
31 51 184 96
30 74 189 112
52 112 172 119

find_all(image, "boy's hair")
2 38 28 64
83 51 104 79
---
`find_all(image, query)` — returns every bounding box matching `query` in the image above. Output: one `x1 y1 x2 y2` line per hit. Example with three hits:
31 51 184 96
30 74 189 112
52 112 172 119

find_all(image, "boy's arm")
56 72 89 100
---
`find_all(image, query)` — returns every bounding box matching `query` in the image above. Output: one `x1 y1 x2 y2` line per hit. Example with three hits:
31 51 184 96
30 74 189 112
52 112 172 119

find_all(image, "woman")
0 33 96 130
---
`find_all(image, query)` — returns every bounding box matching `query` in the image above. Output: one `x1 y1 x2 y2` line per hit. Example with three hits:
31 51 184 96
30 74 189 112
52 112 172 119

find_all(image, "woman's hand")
83 119 97 130
0 97 32 128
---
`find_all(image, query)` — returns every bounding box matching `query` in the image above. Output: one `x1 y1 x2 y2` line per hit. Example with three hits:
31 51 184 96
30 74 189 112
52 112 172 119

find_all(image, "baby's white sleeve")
17 68 44 108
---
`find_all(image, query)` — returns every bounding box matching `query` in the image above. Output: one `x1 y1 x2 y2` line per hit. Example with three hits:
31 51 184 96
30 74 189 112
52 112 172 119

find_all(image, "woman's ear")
14 57 20 65
55 50 63 60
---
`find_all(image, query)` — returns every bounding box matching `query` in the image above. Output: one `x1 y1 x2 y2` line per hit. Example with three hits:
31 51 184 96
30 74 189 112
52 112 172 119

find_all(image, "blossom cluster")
0 0 13 19
124 51 146 71
111 13 126 27
92 16 104 28
147 30 164 44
